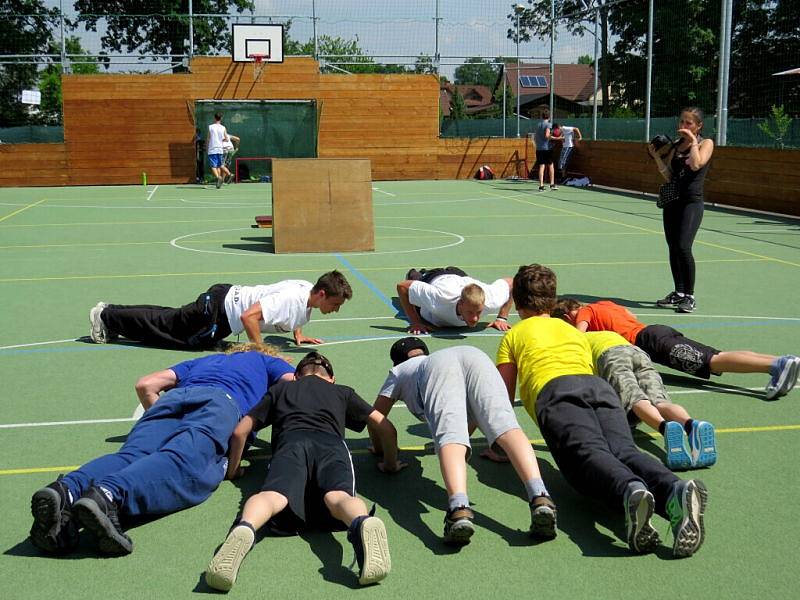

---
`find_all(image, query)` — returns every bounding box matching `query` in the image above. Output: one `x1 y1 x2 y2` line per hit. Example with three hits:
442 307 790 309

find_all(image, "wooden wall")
0 143 68 187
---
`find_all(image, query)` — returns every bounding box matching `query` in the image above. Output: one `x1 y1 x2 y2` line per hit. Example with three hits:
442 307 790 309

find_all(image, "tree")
451 89 467 120
577 54 593 65
285 30 408 74
414 54 436 75
454 57 499 87
38 37 100 124
0 0 58 127
757 105 793 149
71 1 254 73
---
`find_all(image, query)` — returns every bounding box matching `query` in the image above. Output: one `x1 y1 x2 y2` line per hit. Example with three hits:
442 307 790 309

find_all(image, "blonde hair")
223 341 283 358
459 283 485 307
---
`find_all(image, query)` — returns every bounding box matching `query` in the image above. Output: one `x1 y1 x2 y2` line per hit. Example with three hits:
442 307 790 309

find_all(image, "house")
440 83 496 117
499 62 599 119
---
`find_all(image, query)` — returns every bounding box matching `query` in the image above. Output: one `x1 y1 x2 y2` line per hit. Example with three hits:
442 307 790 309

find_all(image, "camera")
650 134 673 151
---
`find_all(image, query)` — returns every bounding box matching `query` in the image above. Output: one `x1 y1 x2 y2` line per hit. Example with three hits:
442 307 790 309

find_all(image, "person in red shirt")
553 299 800 401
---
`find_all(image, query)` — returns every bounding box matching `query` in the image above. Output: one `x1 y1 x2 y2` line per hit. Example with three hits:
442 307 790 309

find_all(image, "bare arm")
226 416 255 480
488 277 514 332
574 127 582 141
397 280 431 334
648 144 673 182
135 368 178 409
497 362 518 405
367 395 396 456
240 303 264 344
575 319 589 332
367 407 405 473
685 137 714 171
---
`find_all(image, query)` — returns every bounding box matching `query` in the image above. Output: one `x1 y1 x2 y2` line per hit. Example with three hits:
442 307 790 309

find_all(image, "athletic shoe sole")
664 422 693 471
673 480 708 558
530 504 557 539
30 487 62 553
443 518 475 546
690 422 717 468
766 356 800 400
74 497 133 555
357 517 391 585
88 302 107 344
205 525 255 591
625 489 660 553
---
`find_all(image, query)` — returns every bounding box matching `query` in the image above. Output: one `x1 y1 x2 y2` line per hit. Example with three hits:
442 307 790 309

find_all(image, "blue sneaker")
765 355 800 400
666 479 708 558
689 421 717 468
663 421 692 470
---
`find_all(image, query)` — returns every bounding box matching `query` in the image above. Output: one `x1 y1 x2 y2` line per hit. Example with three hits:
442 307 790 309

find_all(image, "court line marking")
482 189 800 268
0 198 46 223
146 185 159 202
372 187 395 197
335 254 396 311
0 217 262 229
169 226 464 257
3 423 798 476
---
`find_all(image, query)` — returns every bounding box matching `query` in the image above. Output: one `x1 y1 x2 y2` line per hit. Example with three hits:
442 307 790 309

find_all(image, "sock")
524 478 548 502
448 493 470 512
658 421 667 435
684 419 696 435
236 520 257 535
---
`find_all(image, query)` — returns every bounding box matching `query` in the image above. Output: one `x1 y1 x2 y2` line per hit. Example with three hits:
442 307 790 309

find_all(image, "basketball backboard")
232 24 284 63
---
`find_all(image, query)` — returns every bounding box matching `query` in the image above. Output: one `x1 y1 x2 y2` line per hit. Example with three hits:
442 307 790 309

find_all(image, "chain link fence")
1 0 797 147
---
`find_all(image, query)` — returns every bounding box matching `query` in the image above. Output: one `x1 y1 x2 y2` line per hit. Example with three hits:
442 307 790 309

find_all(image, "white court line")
0 386 772 430
374 197 489 206
372 187 396 197
0 338 78 351
146 185 159 201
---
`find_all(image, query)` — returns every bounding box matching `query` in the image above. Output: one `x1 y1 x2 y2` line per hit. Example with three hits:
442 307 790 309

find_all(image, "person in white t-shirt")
551 123 582 181
222 133 241 182
88 271 353 349
396 266 514 334
207 113 232 189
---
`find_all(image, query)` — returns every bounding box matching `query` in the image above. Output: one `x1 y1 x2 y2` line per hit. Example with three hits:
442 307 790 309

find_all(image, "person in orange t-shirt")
552 298 799 401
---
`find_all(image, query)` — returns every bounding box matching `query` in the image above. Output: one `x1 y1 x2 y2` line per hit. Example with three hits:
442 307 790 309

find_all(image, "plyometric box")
272 158 374 253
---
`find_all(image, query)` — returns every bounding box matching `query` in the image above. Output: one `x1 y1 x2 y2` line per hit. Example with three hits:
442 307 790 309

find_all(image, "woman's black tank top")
669 134 710 201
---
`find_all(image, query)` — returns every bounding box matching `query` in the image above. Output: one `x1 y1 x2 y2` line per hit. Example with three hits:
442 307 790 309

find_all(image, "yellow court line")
485 191 800 268
3 424 798 477
0 198 46 223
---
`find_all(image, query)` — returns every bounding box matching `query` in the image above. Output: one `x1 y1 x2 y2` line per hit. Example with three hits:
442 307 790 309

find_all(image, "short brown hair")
459 283 485 307
312 270 353 300
296 351 334 378
551 297 582 320
512 264 557 314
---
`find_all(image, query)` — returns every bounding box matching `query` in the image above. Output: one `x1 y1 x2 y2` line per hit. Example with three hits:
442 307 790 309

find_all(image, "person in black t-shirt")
204 352 403 591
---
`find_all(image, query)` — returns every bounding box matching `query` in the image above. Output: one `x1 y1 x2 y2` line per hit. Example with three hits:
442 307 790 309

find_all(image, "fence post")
188 0 194 64
592 6 598 141
312 0 318 60
59 0 66 73
644 0 654 142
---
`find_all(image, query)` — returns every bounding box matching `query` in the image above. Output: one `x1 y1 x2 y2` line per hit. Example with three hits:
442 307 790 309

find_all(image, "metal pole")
516 11 521 138
434 0 441 75
592 6 599 140
719 0 733 145
59 0 66 73
312 0 318 60
644 0 654 142
714 0 727 145
549 0 555 119
188 0 194 65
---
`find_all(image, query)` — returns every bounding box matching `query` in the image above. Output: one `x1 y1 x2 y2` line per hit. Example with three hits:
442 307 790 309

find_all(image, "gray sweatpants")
596 345 671 412
418 346 521 453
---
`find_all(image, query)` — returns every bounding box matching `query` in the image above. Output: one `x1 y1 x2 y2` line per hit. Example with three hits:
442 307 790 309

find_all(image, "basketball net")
250 53 267 81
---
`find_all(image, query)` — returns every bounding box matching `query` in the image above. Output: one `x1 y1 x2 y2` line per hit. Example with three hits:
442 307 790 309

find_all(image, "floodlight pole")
715 0 733 146
592 6 599 140
312 0 318 61
549 0 555 119
644 0 654 142
515 7 521 138
188 0 194 65
434 0 441 75
59 0 66 73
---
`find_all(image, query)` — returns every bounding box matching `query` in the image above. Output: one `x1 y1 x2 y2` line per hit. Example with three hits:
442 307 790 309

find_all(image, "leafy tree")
414 54 436 75
454 57 499 87
451 88 467 120
38 37 99 124
757 105 792 148
71 1 254 72
286 31 408 74
577 54 593 65
0 0 58 126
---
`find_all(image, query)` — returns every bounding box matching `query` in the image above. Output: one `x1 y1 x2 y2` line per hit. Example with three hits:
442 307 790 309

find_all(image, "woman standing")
648 108 714 313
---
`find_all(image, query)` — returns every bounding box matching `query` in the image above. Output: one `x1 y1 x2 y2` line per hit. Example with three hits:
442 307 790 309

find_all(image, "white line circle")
169 225 465 257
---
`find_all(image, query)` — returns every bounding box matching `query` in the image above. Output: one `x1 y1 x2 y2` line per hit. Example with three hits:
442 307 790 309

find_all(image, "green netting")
0 126 64 143
194 100 318 168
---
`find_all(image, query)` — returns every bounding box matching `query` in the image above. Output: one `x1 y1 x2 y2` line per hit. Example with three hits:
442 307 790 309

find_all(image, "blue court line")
334 253 400 314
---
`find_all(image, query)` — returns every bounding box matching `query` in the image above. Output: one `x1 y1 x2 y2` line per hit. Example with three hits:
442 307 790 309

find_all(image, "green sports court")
1 179 798 598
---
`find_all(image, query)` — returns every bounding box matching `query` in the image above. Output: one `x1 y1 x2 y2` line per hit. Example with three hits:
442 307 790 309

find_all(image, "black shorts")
260 430 356 534
635 324 720 379
535 149 554 165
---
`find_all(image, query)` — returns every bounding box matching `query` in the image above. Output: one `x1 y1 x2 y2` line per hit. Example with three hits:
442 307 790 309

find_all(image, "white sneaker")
205 525 255 591
89 302 109 343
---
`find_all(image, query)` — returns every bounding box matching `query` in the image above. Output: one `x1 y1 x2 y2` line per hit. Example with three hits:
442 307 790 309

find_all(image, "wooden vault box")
271 158 374 253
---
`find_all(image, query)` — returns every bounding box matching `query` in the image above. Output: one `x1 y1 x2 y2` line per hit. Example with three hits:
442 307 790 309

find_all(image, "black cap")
390 337 429 366
295 351 334 378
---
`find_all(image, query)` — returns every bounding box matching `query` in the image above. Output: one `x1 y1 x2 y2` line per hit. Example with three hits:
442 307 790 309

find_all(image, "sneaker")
538 185 545 191
443 506 475 546
689 421 717 468
656 291 682 307
347 516 391 585
224 173 234 184
676 295 696 313
89 302 109 343
29 476 79 554
663 421 693 471
405 268 422 281
666 479 708 558
623 487 660 553
205 524 255 591
550 184 559 190
215 176 223 189
529 495 557 540
765 355 800 400
73 486 133 555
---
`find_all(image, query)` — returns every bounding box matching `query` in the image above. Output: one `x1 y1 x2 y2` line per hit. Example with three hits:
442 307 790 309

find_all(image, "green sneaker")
666 479 708 558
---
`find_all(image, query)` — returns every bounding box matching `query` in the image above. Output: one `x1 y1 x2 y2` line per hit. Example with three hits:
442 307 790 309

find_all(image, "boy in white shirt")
551 123 582 181
207 113 232 189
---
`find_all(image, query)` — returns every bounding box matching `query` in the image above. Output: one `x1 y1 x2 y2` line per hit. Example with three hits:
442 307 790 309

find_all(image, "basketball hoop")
249 53 268 81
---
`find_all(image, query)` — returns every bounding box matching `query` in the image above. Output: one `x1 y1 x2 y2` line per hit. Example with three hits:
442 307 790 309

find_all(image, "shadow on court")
222 235 274 254
659 372 764 399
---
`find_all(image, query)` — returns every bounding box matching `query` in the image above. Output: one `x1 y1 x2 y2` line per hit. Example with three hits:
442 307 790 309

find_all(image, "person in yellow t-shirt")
582 330 716 471
495 264 708 558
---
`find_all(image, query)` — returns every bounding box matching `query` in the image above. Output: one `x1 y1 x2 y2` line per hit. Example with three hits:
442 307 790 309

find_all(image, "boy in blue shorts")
29 343 294 556
495 264 708 558
207 112 232 189
205 352 400 590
